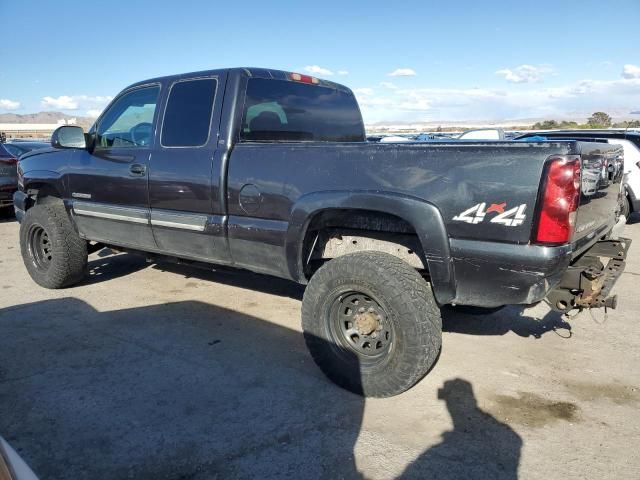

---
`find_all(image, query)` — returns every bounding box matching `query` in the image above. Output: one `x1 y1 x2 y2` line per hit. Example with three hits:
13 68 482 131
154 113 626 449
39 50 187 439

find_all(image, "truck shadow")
0 209 16 223
151 259 305 300
0 297 522 479
442 306 571 339
78 250 150 286
80 250 567 340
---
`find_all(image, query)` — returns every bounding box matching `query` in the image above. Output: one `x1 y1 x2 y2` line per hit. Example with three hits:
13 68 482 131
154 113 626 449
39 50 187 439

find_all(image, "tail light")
533 155 581 244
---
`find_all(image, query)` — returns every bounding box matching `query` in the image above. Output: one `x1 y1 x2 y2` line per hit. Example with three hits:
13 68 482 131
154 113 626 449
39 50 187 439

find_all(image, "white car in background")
608 138 640 218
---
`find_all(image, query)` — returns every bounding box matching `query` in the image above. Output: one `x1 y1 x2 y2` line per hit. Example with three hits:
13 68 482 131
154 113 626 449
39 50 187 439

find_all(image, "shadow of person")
0 298 363 479
400 378 522 480
442 305 572 339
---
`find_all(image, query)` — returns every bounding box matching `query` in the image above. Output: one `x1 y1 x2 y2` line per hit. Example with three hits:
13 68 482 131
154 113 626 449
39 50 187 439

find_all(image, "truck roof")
126 67 353 93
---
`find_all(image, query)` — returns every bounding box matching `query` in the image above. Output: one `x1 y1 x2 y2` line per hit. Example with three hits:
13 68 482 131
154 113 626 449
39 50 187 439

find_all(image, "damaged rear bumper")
546 237 632 312
449 239 573 308
448 235 631 310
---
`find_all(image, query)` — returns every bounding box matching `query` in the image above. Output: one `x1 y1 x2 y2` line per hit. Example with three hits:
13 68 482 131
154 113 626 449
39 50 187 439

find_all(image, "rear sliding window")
162 78 217 147
240 78 364 142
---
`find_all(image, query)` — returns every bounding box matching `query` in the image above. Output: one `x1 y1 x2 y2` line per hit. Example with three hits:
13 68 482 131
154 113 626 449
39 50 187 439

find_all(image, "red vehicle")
0 143 19 211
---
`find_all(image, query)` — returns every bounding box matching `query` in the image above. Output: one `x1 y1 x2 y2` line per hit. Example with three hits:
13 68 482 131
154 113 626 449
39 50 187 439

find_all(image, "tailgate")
573 141 624 253
0 157 17 179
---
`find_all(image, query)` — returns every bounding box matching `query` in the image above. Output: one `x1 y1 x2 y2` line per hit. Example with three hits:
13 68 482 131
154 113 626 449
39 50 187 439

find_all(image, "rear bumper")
449 235 632 310
449 239 572 308
546 237 631 312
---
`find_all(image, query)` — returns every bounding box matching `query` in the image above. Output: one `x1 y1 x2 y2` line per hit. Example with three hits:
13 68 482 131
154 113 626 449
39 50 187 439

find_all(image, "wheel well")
24 183 63 209
301 209 427 279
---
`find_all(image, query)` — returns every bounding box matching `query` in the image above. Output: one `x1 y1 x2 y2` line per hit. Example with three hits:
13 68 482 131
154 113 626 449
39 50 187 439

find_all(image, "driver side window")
96 85 160 148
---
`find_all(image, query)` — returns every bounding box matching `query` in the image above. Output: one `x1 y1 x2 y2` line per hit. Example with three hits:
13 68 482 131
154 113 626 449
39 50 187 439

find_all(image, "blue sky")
1 0 639 123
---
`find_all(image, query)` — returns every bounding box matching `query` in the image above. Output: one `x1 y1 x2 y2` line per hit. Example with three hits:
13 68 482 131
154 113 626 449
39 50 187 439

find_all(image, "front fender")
20 170 62 188
286 190 455 304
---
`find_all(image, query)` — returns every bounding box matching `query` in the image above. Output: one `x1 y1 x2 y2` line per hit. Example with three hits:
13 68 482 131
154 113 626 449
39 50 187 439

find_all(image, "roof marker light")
289 73 319 84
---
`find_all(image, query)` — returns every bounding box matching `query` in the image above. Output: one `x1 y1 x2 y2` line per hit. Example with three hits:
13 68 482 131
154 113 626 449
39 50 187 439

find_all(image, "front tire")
302 252 442 397
20 202 87 288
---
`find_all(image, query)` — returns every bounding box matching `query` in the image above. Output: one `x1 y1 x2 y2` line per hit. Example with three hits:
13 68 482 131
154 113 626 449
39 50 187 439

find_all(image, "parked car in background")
457 128 505 140
0 144 19 211
378 134 414 143
414 132 458 141
3 141 50 158
516 130 640 220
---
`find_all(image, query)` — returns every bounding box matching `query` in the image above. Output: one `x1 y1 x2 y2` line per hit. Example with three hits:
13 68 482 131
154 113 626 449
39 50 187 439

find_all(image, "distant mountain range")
0 111 95 130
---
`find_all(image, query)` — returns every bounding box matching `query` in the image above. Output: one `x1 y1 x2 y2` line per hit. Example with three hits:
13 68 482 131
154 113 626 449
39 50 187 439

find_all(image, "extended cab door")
148 74 230 263
68 84 160 249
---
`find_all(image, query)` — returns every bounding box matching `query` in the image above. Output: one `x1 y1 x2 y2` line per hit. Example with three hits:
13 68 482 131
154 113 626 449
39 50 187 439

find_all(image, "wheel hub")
354 311 380 336
330 292 393 358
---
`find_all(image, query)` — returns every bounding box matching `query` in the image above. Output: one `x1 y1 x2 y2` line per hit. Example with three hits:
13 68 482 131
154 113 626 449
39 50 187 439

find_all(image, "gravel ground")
1 213 639 480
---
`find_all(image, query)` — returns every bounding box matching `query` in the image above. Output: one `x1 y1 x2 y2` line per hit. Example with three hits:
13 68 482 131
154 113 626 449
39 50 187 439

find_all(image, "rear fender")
287 191 455 304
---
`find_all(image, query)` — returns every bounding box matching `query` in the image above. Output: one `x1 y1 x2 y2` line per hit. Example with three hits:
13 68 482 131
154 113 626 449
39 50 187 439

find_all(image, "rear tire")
622 194 631 221
19 202 87 288
302 252 442 397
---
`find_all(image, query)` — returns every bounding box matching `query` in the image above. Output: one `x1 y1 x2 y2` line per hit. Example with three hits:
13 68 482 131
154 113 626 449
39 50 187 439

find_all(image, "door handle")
129 163 146 176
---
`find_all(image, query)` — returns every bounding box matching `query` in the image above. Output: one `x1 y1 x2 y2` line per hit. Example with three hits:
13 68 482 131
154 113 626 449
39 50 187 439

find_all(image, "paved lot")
1 213 639 479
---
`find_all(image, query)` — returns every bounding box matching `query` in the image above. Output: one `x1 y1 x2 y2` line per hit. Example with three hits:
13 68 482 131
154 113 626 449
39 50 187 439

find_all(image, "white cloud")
388 68 417 77
41 95 112 111
42 95 78 109
354 88 374 96
496 64 553 84
337 70 349 76
622 64 640 79
304 65 333 76
356 77 640 123
86 109 103 118
0 98 20 110
380 82 398 90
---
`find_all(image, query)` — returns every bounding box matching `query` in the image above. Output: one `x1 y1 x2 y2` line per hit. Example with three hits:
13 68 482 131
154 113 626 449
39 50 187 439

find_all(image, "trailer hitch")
546 237 631 313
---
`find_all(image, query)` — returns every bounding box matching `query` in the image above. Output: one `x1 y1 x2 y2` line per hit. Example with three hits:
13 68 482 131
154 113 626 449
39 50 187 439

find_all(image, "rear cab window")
240 78 365 142
161 78 218 147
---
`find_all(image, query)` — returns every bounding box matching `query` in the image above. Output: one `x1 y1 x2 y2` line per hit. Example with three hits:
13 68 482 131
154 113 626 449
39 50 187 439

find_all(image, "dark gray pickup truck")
13 68 631 396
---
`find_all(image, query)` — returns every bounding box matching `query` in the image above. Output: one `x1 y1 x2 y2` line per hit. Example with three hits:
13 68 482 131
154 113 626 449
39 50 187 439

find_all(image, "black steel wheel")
26 223 53 272
302 251 442 397
19 201 87 289
328 291 394 364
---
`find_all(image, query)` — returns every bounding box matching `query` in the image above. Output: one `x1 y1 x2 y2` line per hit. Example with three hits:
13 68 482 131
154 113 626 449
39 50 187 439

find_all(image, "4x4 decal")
453 202 527 227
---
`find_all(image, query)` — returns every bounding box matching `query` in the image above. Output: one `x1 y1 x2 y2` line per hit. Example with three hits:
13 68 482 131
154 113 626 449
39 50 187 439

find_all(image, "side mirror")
51 125 87 149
